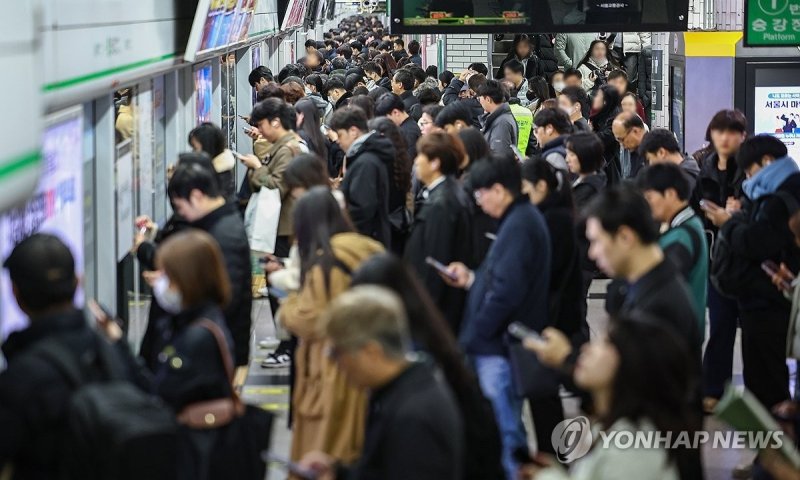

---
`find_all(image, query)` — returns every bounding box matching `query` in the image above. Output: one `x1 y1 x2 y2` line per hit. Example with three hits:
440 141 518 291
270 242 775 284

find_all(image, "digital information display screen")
391 0 688 33
0 109 84 340
754 86 800 165
185 0 257 61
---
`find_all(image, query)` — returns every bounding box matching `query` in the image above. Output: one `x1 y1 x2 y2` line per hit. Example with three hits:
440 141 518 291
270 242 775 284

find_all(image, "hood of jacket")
330 232 385 269
307 92 331 111
347 131 396 166
212 149 235 173
743 156 800 200
413 76 440 96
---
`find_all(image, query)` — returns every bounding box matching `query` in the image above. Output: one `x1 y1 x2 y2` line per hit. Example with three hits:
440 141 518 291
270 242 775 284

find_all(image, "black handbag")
177 320 273 480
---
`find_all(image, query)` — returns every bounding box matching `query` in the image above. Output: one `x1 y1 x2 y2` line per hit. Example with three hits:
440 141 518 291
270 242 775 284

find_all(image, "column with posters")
116 140 134 262
754 86 800 166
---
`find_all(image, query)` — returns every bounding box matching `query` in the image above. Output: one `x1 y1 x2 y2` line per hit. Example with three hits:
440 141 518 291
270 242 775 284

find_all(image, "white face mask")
560 105 574 117
553 82 565 93
154 274 183 314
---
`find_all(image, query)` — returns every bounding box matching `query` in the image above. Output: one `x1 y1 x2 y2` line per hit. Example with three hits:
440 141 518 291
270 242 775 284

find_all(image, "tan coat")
280 232 384 464
249 132 302 237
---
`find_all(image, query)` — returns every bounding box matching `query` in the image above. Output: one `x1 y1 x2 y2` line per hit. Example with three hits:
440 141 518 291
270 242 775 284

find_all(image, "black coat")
404 177 473 332
607 260 703 356
533 34 559 79
590 108 621 181
539 195 586 342
398 116 421 160
496 53 541 80
341 362 463 480
698 151 745 226
149 304 234 411
0 309 137 479
342 132 394 248
377 76 392 91
441 79 485 129
400 90 422 121
192 202 253 367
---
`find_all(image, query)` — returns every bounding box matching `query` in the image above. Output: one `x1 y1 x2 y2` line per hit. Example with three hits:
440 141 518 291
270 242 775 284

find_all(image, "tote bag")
244 187 281 254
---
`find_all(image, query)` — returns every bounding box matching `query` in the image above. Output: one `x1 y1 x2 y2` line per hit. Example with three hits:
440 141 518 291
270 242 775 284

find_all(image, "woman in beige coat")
279 187 384 465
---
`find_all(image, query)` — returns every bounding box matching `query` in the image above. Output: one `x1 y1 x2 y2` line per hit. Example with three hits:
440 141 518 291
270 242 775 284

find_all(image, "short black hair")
425 65 438 78
248 66 273 87
705 109 747 142
374 93 406 116
736 134 788 171
638 129 681 157
326 77 346 94
563 68 582 81
305 73 325 92
477 79 505 104
257 83 286 102
4 233 77 311
467 62 489 76
336 45 352 59
305 39 317 49
345 73 364 92
331 57 348 71
378 41 392 51
393 38 405 48
565 132 604 174
351 40 363 51
363 61 382 76
352 85 370 97
168 160 222 200
393 69 414 91
278 64 305 83
503 59 525 76
329 105 369 132
250 97 295 130
585 185 660 245
188 123 226 158
560 86 590 117
417 87 441 106
423 103 444 121
406 65 426 85
408 40 421 56
607 69 628 83
467 73 488 93
637 163 691 201
533 108 573 134
439 70 455 86
469 153 522 196
435 101 473 128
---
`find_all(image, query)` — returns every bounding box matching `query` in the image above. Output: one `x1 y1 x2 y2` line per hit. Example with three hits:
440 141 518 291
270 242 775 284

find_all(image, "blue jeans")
473 355 526 480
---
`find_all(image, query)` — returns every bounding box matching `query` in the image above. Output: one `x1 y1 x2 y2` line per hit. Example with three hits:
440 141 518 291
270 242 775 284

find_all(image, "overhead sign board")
745 0 800 46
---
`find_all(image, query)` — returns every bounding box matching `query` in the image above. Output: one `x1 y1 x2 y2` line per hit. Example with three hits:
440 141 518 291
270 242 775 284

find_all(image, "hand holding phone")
264 453 319 480
762 260 794 292
89 300 123 342
508 322 545 346
426 256 458 281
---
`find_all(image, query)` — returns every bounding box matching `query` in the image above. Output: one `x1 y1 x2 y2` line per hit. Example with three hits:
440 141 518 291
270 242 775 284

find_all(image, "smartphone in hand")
762 260 793 291
263 453 318 480
508 322 545 346
425 256 457 281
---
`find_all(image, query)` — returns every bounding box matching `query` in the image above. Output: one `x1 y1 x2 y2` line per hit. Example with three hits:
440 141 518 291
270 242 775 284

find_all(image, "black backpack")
30 335 178 480
711 191 799 297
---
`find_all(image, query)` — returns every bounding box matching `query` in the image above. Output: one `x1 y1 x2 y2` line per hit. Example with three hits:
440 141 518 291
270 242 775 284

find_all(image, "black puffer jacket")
191 202 253 367
533 34 559 79
342 132 395 248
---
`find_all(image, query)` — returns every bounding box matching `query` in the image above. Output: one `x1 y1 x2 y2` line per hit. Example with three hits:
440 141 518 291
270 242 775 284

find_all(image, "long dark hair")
602 316 702 479
590 84 621 124
367 117 411 195
188 123 226 158
292 186 354 286
527 76 551 102
376 52 397 78
295 98 328 158
351 254 477 397
577 40 620 70
521 155 574 211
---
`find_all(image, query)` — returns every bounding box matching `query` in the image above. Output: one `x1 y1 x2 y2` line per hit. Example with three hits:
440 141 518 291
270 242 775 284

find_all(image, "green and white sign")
745 0 800 46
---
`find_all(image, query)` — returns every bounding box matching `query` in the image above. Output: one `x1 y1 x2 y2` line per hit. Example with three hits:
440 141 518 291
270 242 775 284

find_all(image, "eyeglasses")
418 120 432 127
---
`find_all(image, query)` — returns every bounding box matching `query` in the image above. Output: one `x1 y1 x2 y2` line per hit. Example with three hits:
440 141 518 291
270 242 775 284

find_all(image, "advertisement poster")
200 0 257 51
754 86 800 165
137 85 154 218
116 140 134 262
0 108 84 340
195 64 213 124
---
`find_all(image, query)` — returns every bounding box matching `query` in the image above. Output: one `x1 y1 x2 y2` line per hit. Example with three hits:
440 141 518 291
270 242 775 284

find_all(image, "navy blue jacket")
459 198 551 356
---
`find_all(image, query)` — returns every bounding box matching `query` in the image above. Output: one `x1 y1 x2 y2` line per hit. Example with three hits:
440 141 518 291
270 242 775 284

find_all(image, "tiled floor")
242 280 777 480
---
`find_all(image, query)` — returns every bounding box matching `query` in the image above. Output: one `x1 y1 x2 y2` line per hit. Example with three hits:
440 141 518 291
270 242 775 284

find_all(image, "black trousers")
702 281 739 399
528 395 564 454
740 307 791 410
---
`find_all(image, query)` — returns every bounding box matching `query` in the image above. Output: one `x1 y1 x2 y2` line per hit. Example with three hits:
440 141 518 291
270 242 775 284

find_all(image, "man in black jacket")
301 286 463 480
703 135 800 409
330 106 393 248
167 162 253 370
0 234 135 478
375 93 421 159
441 71 487 129
404 132 473 333
391 69 421 121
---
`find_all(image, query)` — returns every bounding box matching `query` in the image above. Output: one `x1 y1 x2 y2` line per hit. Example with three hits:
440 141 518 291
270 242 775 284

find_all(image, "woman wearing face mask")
576 40 620 93
520 317 702 480
550 71 566 98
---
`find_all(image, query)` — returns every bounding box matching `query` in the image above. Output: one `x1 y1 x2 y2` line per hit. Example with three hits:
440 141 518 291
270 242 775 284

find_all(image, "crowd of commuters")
3 14 800 480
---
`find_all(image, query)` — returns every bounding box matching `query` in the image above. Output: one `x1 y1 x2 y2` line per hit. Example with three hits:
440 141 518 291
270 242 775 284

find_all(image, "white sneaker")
261 352 290 368
258 337 281 349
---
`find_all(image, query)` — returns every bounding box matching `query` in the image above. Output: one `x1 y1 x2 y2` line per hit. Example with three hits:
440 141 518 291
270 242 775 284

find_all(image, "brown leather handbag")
176 319 244 429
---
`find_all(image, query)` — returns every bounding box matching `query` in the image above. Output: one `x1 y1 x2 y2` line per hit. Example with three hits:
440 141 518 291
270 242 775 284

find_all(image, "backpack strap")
675 223 703 268
194 319 241 405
